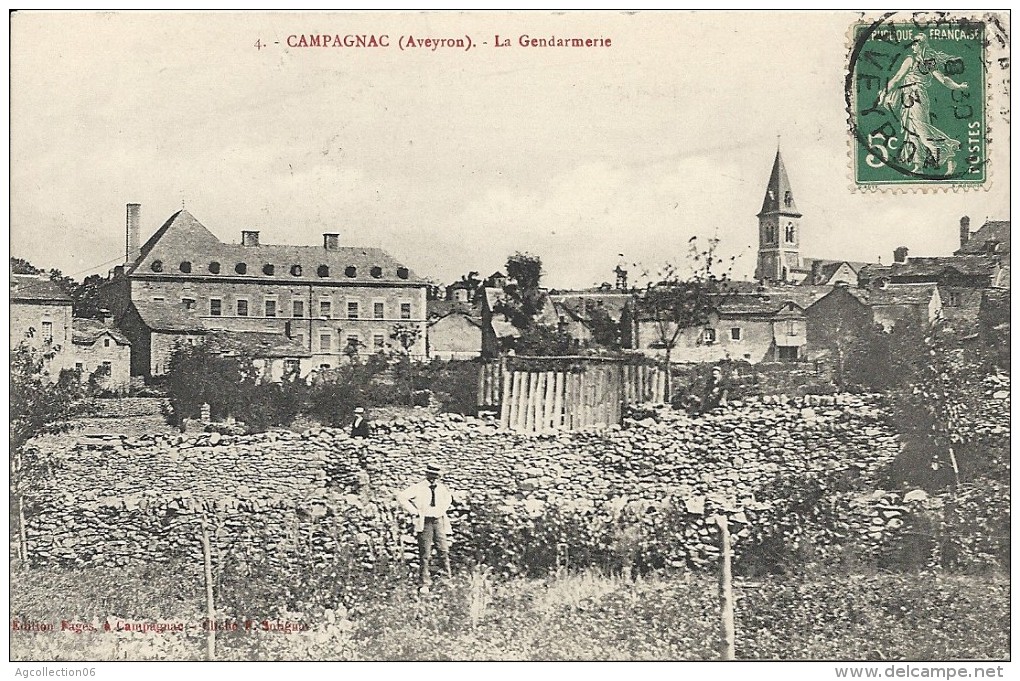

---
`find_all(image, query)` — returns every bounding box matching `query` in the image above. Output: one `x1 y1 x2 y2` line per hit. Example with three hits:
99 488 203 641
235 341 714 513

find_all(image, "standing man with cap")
396 463 454 593
350 406 371 438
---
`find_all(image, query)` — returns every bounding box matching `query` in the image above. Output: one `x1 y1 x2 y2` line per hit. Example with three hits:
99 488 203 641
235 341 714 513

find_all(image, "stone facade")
10 275 74 375
70 319 132 394
427 312 483 360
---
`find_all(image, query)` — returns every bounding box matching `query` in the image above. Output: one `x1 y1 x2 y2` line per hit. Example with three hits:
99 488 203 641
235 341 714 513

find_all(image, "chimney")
323 233 340 250
893 246 909 263
241 230 260 247
126 203 141 263
960 216 971 248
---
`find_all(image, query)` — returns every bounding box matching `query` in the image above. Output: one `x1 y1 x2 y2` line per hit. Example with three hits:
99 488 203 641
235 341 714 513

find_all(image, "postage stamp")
848 14 987 187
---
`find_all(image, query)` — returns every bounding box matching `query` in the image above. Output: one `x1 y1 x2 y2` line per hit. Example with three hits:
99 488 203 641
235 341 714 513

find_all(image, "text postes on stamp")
849 15 986 187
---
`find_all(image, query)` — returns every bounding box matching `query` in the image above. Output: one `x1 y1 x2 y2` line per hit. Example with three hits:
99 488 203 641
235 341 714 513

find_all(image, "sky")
10 11 1010 289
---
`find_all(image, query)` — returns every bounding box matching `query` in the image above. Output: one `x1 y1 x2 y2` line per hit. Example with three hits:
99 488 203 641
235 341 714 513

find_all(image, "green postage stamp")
849 15 986 187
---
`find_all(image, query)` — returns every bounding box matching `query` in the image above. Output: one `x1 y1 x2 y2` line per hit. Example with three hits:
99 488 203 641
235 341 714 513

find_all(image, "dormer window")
397 267 409 280
345 266 357 278
317 265 330 277
370 266 383 279
150 260 163 272
290 265 302 277
209 261 221 274
263 264 275 276
235 263 247 275
179 261 192 273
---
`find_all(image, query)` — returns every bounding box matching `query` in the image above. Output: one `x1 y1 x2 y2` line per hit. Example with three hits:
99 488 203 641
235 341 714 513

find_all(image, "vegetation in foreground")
9 562 1009 661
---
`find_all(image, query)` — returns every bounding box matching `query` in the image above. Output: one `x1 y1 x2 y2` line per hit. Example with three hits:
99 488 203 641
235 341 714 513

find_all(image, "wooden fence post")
499 369 511 429
716 514 735 661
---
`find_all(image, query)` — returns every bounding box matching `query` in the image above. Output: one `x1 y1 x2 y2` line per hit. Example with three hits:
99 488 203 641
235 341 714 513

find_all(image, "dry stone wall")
25 393 920 572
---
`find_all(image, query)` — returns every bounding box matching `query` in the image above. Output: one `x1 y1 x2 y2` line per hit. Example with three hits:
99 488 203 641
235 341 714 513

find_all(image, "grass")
10 562 1010 661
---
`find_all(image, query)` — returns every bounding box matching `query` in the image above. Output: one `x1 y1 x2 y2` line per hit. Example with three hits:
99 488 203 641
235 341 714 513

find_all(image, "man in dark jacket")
701 366 729 412
351 406 371 438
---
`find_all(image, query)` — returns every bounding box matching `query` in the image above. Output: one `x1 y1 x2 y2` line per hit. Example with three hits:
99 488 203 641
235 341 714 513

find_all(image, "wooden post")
499 369 512 429
543 371 555 430
524 372 536 433
477 363 486 407
716 514 735 661
508 371 520 430
199 514 217 661
553 371 564 429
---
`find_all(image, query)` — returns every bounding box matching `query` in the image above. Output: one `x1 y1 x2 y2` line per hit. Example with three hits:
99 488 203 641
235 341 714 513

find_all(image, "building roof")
10 274 72 304
798 259 873 285
859 255 999 282
128 210 424 286
549 291 633 322
207 330 311 358
131 301 208 333
858 282 940 307
717 294 806 316
71 318 131 346
426 300 482 324
758 149 801 217
957 219 1010 256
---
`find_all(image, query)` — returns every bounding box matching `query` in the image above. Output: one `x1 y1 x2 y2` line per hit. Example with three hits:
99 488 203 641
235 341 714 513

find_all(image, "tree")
10 343 91 560
9 258 104 318
883 321 994 490
585 304 622 351
390 323 424 406
639 237 733 398
499 252 546 329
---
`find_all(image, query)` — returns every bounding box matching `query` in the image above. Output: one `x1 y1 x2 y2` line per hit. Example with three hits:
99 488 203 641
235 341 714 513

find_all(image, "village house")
548 290 636 349
70 318 132 393
100 204 428 379
426 300 484 360
10 274 74 374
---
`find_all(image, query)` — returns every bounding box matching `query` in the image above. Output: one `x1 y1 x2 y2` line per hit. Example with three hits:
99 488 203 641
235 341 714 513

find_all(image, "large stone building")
101 204 427 378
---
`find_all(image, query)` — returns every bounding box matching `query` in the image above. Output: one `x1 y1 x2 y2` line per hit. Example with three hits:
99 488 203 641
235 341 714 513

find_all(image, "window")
787 320 798 336
373 334 385 350
400 302 412 320
784 191 793 207
374 302 385 319
785 223 796 243
263 264 275 276
347 301 359 319
75 362 84 372
210 299 222 316
209 262 221 274
346 334 361 352
180 261 192 273
730 327 741 341
182 297 196 311
778 346 799 361
265 300 277 318
150 260 163 272
293 300 305 318
947 292 961 307
235 263 247 275
702 328 716 344
319 300 332 318
370 266 383 278
104 338 111 347
102 361 112 371
290 265 302 277
152 296 165 303
319 333 332 352
345 266 357 278
397 267 409 279
317 265 330 277
236 299 249 317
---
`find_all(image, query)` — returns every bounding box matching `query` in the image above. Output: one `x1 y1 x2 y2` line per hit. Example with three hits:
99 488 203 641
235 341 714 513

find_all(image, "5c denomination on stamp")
848 14 987 187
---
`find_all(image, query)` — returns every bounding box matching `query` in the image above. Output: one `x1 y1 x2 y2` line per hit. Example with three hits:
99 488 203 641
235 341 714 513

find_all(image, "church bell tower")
755 147 802 283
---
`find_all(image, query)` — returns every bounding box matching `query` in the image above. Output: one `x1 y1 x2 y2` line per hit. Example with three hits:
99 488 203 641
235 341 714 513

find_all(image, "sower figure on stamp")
396 463 453 593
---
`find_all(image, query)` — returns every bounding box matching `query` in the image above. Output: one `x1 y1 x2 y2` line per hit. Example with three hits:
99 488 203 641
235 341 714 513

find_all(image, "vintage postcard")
8 10 1010 676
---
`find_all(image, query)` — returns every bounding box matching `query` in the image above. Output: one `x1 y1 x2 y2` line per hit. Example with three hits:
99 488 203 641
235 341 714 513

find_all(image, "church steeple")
757 148 802 218
755 145 803 283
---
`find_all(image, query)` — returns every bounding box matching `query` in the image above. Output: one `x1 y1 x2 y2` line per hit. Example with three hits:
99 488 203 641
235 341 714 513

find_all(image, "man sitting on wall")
701 366 729 412
350 406 371 438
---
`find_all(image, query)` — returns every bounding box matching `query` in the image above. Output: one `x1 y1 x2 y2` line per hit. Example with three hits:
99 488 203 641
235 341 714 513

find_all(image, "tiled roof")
10 274 72 304
131 301 207 333
71 318 131 345
207 330 311 359
129 210 423 285
549 292 632 322
861 283 940 307
427 300 481 322
957 220 1010 256
860 256 998 281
